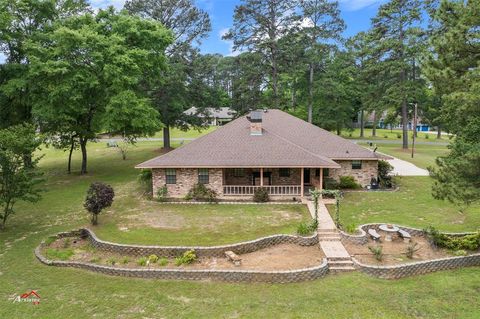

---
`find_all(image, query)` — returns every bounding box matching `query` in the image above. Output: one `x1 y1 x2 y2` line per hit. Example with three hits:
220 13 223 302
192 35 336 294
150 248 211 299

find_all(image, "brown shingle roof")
136 109 379 169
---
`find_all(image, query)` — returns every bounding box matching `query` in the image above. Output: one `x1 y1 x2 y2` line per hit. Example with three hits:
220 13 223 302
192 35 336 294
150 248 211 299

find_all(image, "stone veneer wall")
329 160 378 187
35 230 328 283
63 228 319 258
152 168 223 198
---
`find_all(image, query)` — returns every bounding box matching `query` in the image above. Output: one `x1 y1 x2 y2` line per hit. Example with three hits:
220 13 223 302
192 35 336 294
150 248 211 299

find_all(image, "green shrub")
345 223 357 234
137 257 148 266
159 257 168 266
138 169 153 196
106 258 117 265
368 245 383 261
396 133 401 139
148 254 159 264
175 250 197 266
339 176 361 189
405 242 420 259
378 160 394 188
424 226 480 251
121 257 130 264
45 248 74 261
453 250 467 256
383 134 388 138
424 134 429 139
156 185 168 202
253 187 269 202
186 184 218 202
296 219 318 235
323 178 339 190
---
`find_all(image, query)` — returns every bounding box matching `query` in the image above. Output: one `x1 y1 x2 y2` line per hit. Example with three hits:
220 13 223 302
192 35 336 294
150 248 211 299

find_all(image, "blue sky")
0 0 385 62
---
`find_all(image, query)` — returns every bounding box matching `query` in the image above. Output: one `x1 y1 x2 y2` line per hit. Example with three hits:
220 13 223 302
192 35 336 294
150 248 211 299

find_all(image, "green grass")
342 128 451 144
364 143 450 169
0 140 479 318
153 126 217 139
44 248 74 261
330 176 480 232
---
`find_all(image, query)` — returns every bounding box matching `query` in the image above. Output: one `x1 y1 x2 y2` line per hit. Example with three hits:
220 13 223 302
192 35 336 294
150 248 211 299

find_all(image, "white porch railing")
223 185 302 196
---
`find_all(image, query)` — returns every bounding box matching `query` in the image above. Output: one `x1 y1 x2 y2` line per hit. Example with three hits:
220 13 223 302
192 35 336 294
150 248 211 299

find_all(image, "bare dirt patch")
44 238 324 271
344 235 453 265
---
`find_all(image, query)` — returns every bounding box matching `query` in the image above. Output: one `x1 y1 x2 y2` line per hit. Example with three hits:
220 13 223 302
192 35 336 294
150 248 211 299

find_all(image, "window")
233 168 245 177
198 168 209 184
165 168 176 184
352 160 362 170
279 168 290 177
316 168 329 177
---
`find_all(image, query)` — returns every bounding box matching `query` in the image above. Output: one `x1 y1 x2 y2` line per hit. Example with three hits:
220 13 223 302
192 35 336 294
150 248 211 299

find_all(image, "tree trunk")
308 64 314 123
91 213 98 225
80 137 88 175
67 137 75 174
399 22 408 149
372 110 377 137
163 126 171 149
360 110 364 138
437 126 442 139
401 97 408 149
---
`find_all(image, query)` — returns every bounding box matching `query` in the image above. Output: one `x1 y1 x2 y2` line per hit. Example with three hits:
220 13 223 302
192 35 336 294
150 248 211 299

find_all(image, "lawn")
330 176 480 232
341 128 451 144
363 143 450 169
0 141 479 318
153 126 217 139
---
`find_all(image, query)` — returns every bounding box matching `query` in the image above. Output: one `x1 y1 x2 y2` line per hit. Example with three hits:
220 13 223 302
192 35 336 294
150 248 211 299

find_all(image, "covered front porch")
222 167 327 197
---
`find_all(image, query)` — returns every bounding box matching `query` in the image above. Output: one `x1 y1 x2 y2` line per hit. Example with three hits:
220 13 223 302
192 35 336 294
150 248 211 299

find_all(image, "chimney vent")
247 110 263 136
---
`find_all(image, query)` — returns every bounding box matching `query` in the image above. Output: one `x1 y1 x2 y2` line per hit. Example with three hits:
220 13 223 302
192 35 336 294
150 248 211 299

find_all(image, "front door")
304 168 311 185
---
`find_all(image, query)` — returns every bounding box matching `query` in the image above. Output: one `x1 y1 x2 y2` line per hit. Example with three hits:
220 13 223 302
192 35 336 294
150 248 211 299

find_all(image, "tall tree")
28 9 172 174
299 0 345 123
223 0 298 109
0 0 88 128
370 0 424 148
426 0 480 206
125 0 211 149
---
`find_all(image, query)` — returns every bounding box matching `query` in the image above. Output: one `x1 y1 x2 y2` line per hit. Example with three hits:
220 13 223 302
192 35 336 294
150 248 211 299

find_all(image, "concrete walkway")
382 153 429 176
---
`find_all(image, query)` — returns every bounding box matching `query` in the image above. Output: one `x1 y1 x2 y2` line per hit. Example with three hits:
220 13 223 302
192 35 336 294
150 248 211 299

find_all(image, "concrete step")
328 260 354 265
329 266 356 273
326 256 352 262
318 236 341 242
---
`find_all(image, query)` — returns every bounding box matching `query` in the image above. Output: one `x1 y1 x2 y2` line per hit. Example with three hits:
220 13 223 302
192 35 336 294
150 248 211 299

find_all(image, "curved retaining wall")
69 228 318 258
35 238 328 283
353 254 480 279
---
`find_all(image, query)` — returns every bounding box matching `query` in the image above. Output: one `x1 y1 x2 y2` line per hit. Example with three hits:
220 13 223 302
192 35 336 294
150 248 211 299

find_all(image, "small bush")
148 254 159 264
45 248 74 261
253 187 269 202
345 223 357 234
424 134 429 139
323 178 339 190
405 242 420 259
396 133 401 139
159 257 168 266
383 134 388 138
106 258 117 265
156 185 168 202
297 219 318 235
84 182 115 225
186 184 218 202
137 257 148 266
368 245 383 261
453 250 467 256
175 250 197 266
121 257 130 264
424 226 480 251
339 176 361 189
138 169 153 196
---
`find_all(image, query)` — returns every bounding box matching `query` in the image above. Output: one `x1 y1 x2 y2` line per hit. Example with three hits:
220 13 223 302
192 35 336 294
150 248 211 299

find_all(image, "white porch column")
300 167 304 197
319 168 323 191
260 168 264 186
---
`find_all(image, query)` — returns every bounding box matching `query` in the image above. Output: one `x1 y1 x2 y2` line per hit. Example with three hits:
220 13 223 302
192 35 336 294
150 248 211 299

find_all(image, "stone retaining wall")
353 254 480 279
55 229 319 258
35 240 328 283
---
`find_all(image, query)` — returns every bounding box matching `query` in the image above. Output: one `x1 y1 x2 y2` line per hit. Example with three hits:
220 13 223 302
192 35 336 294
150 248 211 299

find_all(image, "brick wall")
329 160 378 187
224 168 302 186
153 168 223 198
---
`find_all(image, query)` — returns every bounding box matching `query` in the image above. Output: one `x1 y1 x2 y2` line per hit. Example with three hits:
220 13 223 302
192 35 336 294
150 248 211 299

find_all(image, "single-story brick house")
136 109 383 200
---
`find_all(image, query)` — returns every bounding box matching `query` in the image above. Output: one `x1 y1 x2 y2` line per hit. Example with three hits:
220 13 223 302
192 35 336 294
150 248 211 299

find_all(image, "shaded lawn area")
0 141 479 318
153 126 217 139
94 203 309 246
341 128 451 144
329 176 480 232
366 143 450 169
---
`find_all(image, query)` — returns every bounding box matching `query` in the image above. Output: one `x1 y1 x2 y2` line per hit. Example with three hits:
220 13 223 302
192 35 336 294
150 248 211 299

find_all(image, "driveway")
382 153 429 176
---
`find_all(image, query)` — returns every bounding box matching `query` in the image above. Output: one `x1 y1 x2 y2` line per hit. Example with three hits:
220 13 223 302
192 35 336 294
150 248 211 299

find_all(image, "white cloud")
89 0 126 10
339 0 385 11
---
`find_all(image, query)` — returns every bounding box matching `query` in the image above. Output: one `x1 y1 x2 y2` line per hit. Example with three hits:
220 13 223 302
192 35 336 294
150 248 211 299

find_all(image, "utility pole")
411 102 418 158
